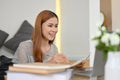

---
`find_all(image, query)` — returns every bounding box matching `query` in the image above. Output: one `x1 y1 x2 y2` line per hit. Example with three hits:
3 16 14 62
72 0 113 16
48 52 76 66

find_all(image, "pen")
85 54 90 61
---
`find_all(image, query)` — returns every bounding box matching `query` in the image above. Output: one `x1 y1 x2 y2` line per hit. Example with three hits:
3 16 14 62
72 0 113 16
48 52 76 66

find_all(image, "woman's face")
42 17 58 41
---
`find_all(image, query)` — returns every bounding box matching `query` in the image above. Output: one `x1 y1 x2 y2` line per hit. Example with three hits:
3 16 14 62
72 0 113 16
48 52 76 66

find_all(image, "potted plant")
93 24 120 80
93 26 120 59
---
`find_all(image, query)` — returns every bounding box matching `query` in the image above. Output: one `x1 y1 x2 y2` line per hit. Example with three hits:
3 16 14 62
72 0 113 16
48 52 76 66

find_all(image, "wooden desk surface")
4 75 7 80
72 60 90 80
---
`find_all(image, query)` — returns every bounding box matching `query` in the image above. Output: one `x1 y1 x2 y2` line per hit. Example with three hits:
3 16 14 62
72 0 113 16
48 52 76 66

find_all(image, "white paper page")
7 69 73 80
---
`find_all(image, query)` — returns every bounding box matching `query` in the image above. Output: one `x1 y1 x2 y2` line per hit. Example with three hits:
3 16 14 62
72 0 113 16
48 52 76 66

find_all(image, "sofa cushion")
4 20 33 52
0 30 9 48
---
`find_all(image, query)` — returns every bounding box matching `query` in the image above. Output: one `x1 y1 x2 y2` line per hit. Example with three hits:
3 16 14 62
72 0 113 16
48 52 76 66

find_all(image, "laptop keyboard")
73 67 93 76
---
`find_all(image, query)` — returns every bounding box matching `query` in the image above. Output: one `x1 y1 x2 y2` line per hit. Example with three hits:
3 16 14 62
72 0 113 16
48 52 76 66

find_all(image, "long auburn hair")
32 10 58 62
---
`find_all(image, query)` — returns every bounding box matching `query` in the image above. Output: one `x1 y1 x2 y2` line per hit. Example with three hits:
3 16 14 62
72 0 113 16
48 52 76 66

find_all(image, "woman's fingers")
73 61 85 69
52 54 70 64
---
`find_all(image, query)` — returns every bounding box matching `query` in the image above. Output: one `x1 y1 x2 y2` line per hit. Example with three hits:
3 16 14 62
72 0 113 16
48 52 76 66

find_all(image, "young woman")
12 10 69 64
12 10 85 69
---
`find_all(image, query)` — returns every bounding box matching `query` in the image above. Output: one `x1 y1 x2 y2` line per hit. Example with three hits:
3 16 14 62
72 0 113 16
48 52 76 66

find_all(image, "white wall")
89 0 100 66
60 0 100 63
0 0 100 64
111 0 120 30
0 0 91 60
0 0 55 40
61 0 89 60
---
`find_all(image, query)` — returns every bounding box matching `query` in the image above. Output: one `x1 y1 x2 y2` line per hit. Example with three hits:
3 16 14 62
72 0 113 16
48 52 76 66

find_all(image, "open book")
14 55 89 69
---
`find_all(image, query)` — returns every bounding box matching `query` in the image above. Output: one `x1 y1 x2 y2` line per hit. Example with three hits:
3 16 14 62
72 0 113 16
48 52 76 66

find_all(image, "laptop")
73 50 106 77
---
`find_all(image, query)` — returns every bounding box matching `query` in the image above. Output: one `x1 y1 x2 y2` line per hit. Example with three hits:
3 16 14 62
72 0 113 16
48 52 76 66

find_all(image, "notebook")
73 50 106 77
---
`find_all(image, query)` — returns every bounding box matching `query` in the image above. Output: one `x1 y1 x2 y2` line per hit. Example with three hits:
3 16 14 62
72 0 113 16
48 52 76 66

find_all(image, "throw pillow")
4 20 33 52
0 30 9 48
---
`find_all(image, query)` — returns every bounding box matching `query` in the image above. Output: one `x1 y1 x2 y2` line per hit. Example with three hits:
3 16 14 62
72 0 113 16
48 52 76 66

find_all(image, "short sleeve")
12 40 33 63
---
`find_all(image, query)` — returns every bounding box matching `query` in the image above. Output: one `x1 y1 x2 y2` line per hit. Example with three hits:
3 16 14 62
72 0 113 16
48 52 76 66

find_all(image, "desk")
72 75 104 80
72 60 104 80
72 60 91 80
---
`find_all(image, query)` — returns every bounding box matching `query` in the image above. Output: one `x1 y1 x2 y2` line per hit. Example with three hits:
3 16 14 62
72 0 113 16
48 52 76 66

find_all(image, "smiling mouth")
49 33 56 38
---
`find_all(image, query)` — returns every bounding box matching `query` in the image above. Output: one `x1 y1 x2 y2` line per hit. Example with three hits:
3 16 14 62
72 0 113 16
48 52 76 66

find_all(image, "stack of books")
9 63 71 74
7 56 88 80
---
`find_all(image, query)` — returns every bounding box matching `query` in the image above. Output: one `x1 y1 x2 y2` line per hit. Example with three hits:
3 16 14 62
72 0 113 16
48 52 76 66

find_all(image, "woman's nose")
52 27 58 32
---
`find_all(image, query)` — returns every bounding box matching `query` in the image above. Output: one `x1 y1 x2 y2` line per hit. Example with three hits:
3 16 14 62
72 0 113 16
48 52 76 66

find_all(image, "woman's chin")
49 38 54 41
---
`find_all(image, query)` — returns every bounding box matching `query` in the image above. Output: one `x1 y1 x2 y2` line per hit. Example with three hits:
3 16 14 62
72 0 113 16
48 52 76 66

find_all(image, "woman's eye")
55 25 58 28
48 25 52 27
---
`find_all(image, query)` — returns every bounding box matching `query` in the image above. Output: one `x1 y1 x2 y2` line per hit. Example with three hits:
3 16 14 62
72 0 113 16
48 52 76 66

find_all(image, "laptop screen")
92 50 106 77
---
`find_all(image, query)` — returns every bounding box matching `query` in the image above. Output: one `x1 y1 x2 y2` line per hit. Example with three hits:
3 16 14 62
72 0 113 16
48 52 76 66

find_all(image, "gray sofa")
0 20 33 58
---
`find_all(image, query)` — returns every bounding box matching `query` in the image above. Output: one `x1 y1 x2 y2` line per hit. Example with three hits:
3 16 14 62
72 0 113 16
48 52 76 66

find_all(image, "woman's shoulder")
20 40 32 43
51 44 57 48
50 44 58 52
19 40 32 47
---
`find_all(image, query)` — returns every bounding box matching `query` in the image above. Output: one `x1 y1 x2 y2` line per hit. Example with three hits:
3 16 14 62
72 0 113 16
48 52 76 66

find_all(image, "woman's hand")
73 61 85 69
47 53 70 64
